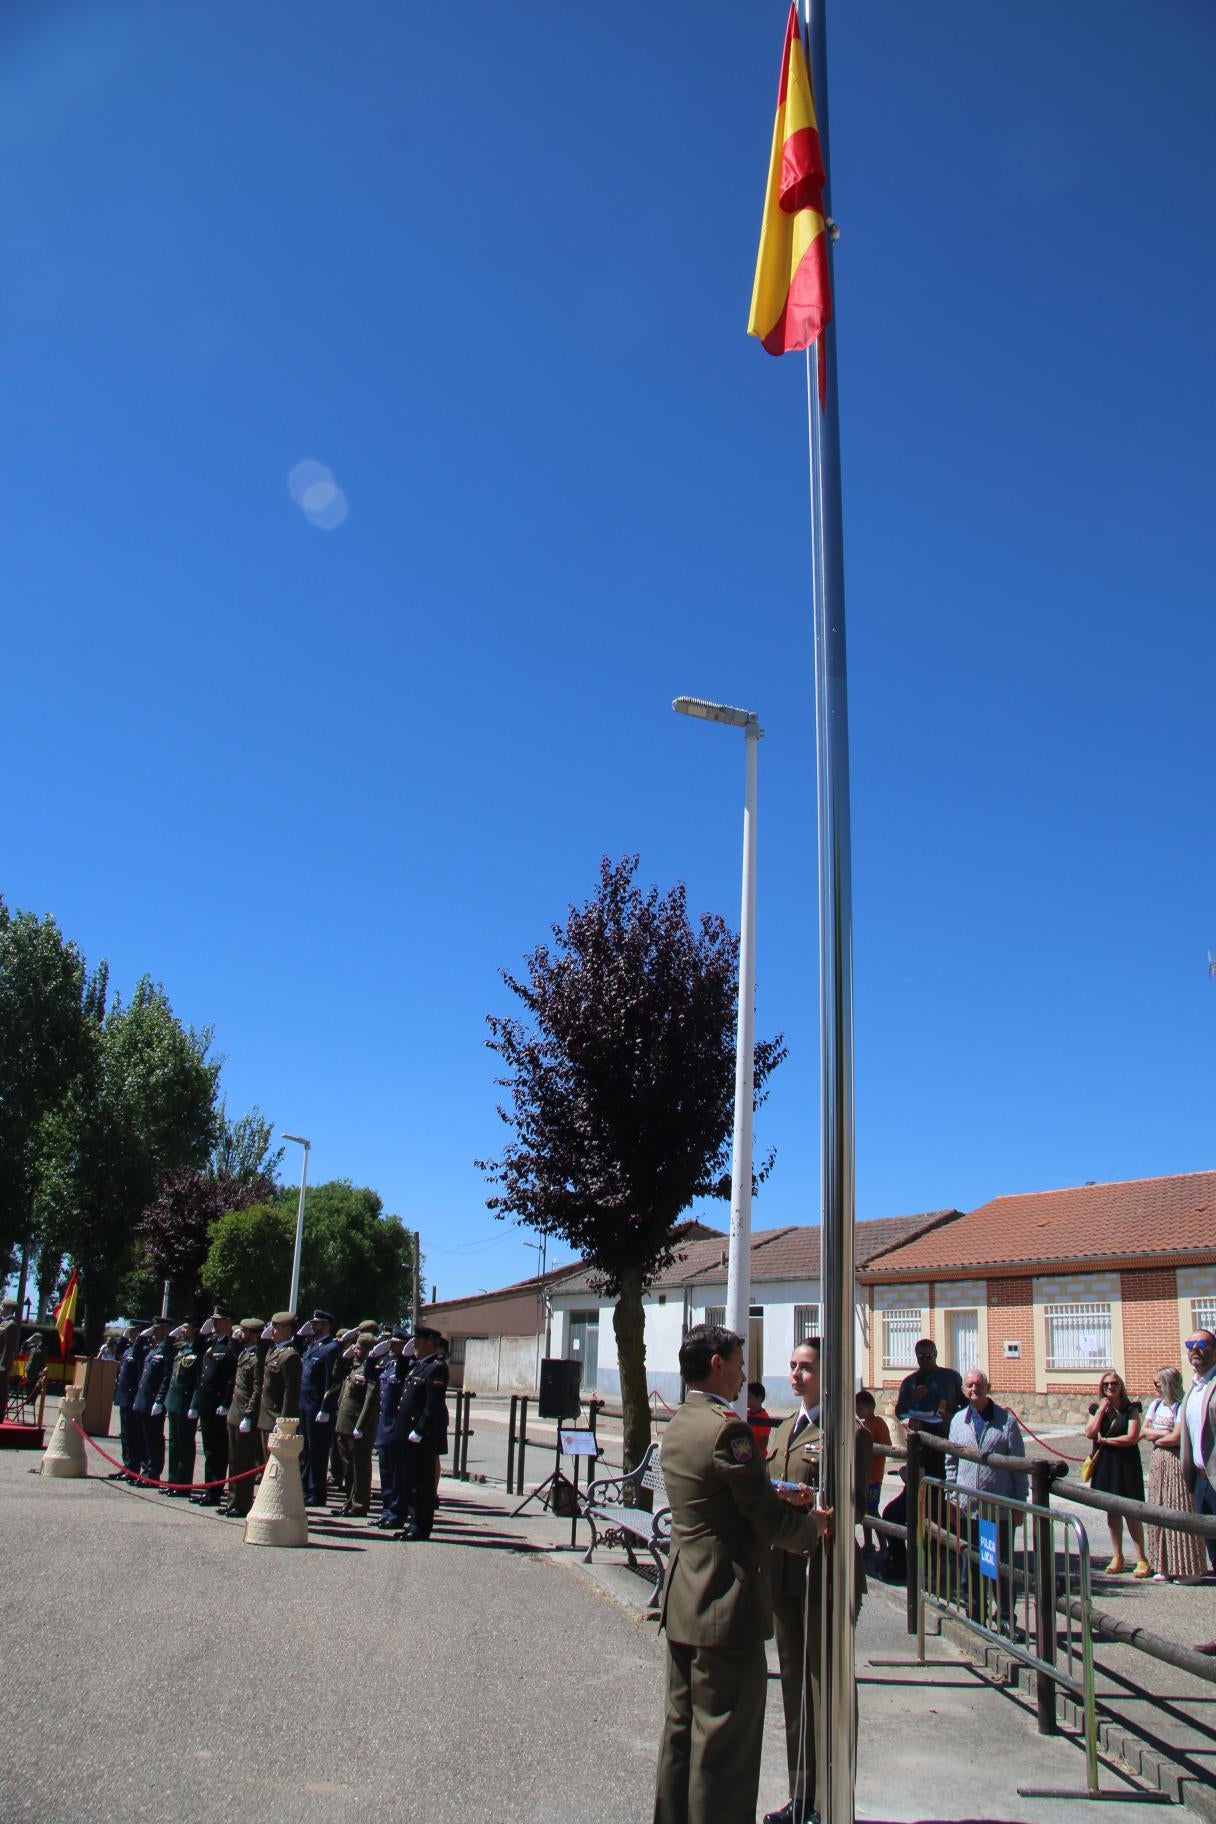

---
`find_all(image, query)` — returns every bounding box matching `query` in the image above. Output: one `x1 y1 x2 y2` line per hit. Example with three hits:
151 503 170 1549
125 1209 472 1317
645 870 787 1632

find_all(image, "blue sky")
3 1 1213 1301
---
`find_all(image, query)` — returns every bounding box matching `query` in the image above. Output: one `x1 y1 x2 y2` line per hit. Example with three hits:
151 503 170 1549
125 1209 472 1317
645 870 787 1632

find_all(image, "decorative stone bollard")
243 1417 308 1547
40 1385 89 1478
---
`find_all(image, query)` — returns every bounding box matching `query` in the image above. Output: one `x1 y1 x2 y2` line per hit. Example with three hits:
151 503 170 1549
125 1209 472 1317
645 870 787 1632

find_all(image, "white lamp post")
282 1134 311 1316
673 695 762 1411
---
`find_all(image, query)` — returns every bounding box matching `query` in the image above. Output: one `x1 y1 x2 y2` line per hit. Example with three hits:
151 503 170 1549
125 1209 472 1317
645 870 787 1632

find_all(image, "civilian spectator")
1085 1371 1147 1575
1141 1366 1207 1582
946 1369 1027 1633
747 1381 774 1448
856 1389 891 1555
1180 1328 1216 1576
895 1339 964 1462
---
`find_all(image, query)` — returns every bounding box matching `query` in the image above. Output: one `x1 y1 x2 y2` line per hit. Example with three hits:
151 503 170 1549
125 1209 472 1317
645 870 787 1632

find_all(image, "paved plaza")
3 1422 1209 1824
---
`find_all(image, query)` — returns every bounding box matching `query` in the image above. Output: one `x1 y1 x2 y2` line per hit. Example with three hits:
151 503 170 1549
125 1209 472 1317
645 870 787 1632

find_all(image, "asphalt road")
0 1450 660 1824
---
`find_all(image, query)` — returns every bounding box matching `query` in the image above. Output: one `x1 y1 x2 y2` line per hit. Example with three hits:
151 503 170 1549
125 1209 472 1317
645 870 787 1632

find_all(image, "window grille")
882 1307 922 1370
1044 1302 1112 1371
704 1305 726 1329
793 1304 821 1345
1191 1297 1216 1336
448 1337 467 1365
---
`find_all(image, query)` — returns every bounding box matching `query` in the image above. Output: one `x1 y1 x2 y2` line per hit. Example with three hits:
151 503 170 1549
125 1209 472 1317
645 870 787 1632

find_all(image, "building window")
882 1308 922 1370
793 1304 821 1344
1044 1302 1112 1371
704 1305 726 1328
1192 1296 1216 1336
448 1337 467 1365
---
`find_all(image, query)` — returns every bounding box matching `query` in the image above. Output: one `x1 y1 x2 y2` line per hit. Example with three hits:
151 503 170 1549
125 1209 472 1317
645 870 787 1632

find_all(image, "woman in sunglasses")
1084 1370 1148 1575
1140 1365 1208 1581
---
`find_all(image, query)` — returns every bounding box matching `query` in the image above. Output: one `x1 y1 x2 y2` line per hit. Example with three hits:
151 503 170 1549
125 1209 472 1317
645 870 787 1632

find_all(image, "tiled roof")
552 1210 960 1295
862 1170 1216 1278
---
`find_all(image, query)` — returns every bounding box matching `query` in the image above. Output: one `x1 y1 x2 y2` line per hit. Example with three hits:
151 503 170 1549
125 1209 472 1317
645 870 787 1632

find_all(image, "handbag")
1080 1449 1097 1483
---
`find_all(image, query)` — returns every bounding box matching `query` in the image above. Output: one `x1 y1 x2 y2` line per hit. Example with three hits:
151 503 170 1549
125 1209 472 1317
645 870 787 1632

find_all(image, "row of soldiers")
108 1304 451 1539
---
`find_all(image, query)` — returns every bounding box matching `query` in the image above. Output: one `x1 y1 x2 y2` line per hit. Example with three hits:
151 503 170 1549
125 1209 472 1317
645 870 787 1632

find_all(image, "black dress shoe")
763 1805 818 1824
338 1502 353 1516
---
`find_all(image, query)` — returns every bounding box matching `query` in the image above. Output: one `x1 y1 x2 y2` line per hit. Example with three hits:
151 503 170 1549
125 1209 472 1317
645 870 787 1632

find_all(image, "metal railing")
915 1473 1100 1795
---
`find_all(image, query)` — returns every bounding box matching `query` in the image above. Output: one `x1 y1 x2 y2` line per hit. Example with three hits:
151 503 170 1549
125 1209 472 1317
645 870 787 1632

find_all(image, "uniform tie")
790 1412 809 1443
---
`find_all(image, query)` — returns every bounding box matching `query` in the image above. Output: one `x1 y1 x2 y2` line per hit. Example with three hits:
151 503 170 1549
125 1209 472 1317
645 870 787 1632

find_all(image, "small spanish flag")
747 4 832 403
54 1267 79 1359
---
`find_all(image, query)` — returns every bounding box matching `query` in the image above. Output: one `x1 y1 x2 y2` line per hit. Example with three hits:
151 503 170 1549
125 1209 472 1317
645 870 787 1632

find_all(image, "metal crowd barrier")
915 1473 1100 1797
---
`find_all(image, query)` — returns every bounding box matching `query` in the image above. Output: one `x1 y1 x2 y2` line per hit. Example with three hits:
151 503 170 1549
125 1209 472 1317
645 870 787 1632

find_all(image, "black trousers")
198 1411 228 1487
166 1413 197 1487
299 1404 332 1503
378 1439 404 1522
400 1439 438 1537
139 1411 166 1480
118 1406 139 1473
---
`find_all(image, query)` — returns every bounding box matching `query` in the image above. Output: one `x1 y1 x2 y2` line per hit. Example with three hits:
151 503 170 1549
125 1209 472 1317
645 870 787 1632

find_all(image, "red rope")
71 1421 263 1490
1005 1407 1088 1464
649 1388 676 1415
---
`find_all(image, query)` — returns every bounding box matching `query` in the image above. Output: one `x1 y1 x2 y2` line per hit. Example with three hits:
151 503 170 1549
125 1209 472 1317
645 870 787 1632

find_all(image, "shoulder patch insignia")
730 1435 754 1464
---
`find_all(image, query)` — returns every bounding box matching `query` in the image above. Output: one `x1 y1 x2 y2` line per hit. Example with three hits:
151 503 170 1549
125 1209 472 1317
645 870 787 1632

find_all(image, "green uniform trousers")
226 1421 265 1516
653 1638 766 1824
773 1577 857 1814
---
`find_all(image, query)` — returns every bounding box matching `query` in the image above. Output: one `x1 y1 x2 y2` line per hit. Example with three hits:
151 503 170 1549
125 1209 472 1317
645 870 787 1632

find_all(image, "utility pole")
411 1230 422 1331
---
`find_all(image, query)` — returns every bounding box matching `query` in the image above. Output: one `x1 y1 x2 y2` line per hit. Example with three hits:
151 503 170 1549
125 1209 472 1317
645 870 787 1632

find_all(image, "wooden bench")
582 1442 670 1607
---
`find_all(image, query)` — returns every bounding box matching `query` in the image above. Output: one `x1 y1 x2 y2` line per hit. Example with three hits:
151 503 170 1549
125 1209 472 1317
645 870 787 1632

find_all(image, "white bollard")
243 1417 308 1547
40 1385 89 1478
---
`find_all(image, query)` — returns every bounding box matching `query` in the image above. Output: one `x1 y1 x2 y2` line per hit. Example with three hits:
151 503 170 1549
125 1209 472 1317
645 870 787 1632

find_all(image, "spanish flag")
747 5 832 403
54 1267 79 1359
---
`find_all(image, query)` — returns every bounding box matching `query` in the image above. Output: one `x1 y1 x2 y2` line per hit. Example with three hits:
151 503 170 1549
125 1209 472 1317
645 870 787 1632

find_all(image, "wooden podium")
73 1357 117 1435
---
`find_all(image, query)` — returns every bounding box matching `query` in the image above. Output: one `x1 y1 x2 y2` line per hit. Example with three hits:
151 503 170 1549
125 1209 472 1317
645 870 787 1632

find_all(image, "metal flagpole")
802 1 858 1820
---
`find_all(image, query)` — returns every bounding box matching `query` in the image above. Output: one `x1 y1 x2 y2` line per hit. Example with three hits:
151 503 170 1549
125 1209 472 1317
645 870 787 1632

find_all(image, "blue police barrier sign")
978 1518 999 1581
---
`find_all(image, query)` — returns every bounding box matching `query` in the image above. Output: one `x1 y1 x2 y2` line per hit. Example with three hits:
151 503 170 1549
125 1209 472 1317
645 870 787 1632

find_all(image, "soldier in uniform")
111 1323 149 1479
763 1336 872 1824
189 1304 238 1504
162 1322 201 1494
334 1332 380 1516
392 1323 450 1542
256 1312 302 1455
0 1297 20 1420
653 1323 831 1824
218 1318 266 1519
132 1318 175 1482
298 1308 343 1507
373 1329 409 1527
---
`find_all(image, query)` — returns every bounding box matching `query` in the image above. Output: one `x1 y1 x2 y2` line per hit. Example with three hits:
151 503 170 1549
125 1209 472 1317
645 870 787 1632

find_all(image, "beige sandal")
1107 1554 1126 1573
1132 1560 1152 1578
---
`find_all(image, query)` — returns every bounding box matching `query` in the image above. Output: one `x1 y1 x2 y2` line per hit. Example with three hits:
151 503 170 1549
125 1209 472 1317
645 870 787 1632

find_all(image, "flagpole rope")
69 1420 264 1490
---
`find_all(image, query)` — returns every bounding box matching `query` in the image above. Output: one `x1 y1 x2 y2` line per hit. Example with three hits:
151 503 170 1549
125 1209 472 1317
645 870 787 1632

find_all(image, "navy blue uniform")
192 1332 239 1501
113 1336 149 1475
299 1334 343 1505
132 1338 176 1480
392 1353 450 1540
375 1352 407 1525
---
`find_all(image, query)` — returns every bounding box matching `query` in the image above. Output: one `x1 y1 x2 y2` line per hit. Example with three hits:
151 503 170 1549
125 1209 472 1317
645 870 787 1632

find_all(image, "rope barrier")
649 1389 676 1415
1005 1408 1088 1464
70 1421 263 1491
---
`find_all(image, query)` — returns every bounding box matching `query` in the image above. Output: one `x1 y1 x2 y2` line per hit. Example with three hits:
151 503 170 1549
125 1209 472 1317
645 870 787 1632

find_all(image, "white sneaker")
1152 1573 1168 1582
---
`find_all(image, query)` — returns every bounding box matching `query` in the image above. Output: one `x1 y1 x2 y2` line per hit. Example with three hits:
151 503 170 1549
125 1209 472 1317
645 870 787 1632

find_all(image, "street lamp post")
282 1134 311 1316
673 695 762 1410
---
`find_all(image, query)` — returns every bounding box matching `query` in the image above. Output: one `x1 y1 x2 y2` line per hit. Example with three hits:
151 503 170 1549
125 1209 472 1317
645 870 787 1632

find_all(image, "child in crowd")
747 1380 774 1447
856 1387 891 1554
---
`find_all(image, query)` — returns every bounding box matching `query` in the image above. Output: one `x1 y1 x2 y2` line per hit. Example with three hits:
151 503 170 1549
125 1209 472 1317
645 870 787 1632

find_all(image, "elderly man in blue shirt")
946 1369 1027 1636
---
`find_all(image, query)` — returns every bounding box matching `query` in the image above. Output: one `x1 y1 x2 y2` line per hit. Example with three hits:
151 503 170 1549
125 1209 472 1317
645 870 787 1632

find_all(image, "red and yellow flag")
747 4 832 401
54 1267 79 1359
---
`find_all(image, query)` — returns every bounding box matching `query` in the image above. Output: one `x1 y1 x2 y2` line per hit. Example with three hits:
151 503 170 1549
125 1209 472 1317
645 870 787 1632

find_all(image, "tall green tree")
479 855 786 1472
36 978 219 1347
202 1179 415 1324
0 899 102 1275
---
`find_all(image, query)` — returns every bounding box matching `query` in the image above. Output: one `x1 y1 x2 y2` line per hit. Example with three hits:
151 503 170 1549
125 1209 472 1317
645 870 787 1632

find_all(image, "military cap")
414 1322 445 1344
238 1316 264 1332
151 1315 171 1329
212 1301 234 1318
270 1311 296 1327
358 1319 379 1333
392 1324 411 1341
312 1308 336 1325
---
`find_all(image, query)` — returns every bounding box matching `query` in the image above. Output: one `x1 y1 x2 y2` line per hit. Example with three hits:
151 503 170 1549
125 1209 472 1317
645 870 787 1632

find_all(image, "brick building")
859 1170 1216 1424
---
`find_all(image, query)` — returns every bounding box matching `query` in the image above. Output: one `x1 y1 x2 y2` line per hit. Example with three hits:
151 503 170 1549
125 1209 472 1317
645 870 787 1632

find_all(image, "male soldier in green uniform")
763 1335 872 1824
334 1331 380 1515
654 1323 832 1824
0 1298 21 1419
218 1318 266 1518
256 1313 302 1455
162 1321 202 1493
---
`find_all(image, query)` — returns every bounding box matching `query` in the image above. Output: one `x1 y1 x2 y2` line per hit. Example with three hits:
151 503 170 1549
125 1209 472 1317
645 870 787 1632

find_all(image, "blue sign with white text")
978 1518 999 1581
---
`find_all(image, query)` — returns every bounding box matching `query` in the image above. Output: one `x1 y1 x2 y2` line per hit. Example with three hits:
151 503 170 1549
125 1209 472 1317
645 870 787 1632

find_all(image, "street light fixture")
673 694 763 1412
282 1134 311 1317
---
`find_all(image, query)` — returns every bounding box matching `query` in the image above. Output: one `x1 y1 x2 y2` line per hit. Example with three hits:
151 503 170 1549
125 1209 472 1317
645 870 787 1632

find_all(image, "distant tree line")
0 897 417 1349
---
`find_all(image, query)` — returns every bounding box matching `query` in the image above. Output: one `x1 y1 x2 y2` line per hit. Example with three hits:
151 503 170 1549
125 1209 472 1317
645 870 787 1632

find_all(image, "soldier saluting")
189 1304 239 1505
256 1313 302 1457
391 1323 450 1542
218 1318 266 1520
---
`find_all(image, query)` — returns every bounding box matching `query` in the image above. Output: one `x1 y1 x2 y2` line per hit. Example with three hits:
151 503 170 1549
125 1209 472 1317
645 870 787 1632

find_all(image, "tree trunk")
613 1266 651 1478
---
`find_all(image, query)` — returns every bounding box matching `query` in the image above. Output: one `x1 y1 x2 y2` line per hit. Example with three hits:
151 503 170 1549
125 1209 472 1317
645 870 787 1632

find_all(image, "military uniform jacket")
114 1338 149 1409
195 1335 239 1415
375 1355 405 1448
300 1335 343 1413
164 1345 202 1415
256 1343 302 1428
765 1412 872 1605
391 1354 450 1446
0 1316 19 1375
335 1364 380 1437
228 1344 263 1426
658 1391 823 1649
133 1341 176 1414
